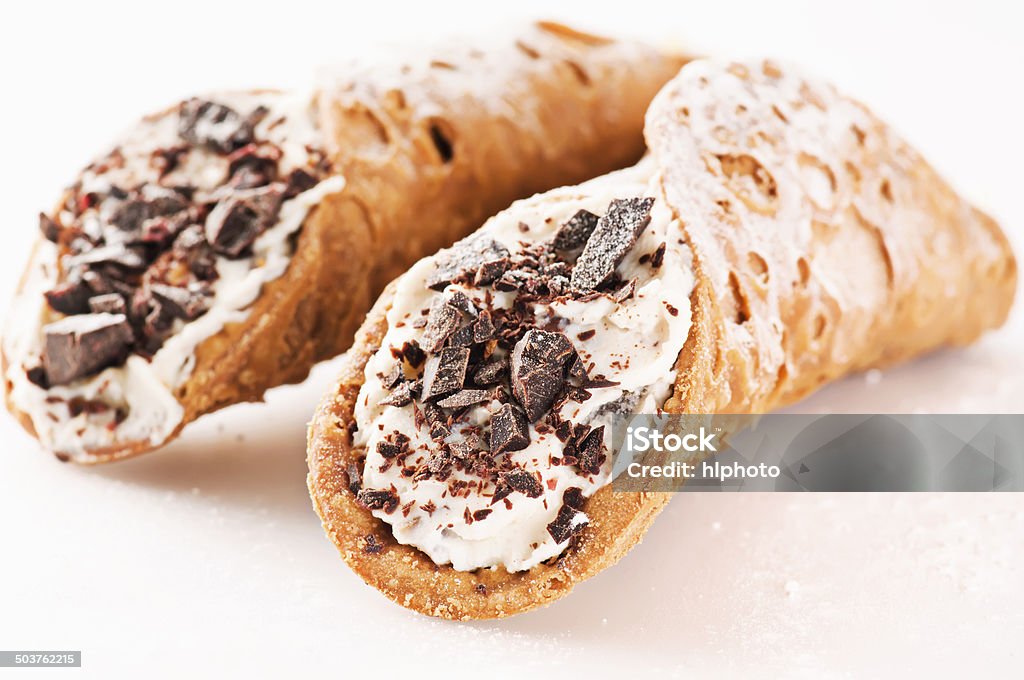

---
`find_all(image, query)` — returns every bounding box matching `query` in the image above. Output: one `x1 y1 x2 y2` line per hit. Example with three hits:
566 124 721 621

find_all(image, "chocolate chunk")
87 293 127 315
448 440 478 460
427 235 510 290
421 297 461 352
575 426 607 475
447 291 478 316
44 275 92 315
473 357 507 385
552 209 599 250
149 284 209 321
510 330 575 422
171 226 219 281
227 144 279 190
501 467 543 498
570 197 655 292
474 257 510 286
568 355 589 382
563 486 585 510
42 313 133 385
437 389 491 410
380 380 418 407
25 365 49 389
448 324 476 348
421 347 470 401
426 449 453 477
66 244 147 271
489 403 530 454
109 199 152 232
376 432 410 459
396 340 426 368
494 268 535 292
473 310 495 343
355 488 399 514
546 503 589 544
205 186 283 258
178 99 261 153
379 364 404 389
39 213 61 242
283 168 318 198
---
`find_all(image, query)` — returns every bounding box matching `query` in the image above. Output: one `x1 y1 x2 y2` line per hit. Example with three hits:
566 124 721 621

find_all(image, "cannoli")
3 22 687 462
307 59 1016 619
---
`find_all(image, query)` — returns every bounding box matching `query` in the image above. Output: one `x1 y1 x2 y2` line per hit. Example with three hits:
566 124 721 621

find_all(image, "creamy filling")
3 92 345 459
354 160 694 572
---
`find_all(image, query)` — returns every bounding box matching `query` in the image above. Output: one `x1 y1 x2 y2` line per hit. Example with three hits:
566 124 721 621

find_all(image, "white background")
1 1 1022 677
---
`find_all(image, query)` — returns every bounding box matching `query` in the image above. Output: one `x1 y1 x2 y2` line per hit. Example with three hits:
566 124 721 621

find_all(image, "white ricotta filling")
354 160 695 572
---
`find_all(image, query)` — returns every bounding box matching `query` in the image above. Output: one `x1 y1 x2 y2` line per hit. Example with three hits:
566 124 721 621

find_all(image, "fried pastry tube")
3 22 687 462
307 59 1016 619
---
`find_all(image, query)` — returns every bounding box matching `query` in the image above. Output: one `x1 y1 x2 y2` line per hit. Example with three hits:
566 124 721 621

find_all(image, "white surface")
1 1 1022 677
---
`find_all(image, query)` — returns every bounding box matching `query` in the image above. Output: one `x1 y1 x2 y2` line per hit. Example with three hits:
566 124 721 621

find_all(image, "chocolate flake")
489 403 530 454
570 197 655 292
42 314 133 385
552 209 599 250
421 347 470 401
